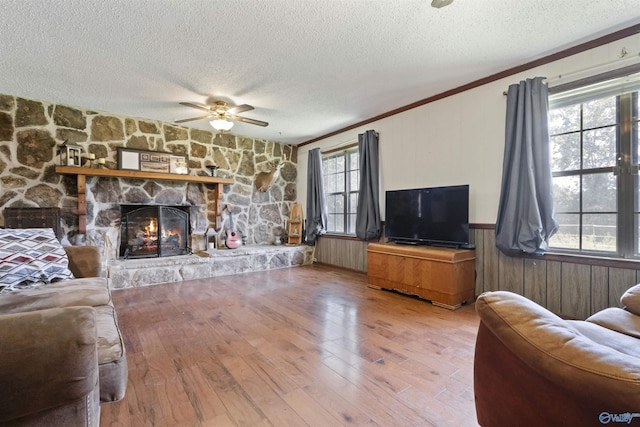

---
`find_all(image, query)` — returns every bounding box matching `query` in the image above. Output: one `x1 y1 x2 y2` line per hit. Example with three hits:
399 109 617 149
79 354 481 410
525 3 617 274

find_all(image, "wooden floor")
100 264 480 427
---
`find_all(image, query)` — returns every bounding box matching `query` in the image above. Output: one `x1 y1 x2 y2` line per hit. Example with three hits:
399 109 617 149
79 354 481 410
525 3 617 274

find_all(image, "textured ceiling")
1 0 639 145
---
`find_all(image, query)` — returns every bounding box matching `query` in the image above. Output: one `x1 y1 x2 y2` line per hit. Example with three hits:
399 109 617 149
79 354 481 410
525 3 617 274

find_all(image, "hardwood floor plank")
175 363 229 422
242 352 300 395
282 388 345 427
101 264 480 426
301 381 377 426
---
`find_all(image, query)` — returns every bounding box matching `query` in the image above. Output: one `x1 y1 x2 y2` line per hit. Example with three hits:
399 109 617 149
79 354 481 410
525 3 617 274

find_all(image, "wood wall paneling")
608 268 636 307
545 261 562 315
483 232 499 293
523 259 546 307
498 253 524 295
473 229 485 296
315 237 368 272
590 266 609 314
560 263 591 319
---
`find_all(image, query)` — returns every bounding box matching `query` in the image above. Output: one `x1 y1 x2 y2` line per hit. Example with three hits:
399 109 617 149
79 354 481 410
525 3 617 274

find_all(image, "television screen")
385 185 470 247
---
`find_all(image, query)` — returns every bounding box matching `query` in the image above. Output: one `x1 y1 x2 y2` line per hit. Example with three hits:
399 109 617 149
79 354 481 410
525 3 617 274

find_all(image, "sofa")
474 287 640 426
0 229 127 426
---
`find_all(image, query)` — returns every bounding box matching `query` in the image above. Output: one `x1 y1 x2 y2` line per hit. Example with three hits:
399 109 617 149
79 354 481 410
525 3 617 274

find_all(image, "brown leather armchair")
474 290 640 426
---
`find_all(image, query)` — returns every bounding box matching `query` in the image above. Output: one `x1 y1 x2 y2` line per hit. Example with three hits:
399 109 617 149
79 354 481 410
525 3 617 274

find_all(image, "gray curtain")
496 77 558 255
305 148 327 245
356 130 381 240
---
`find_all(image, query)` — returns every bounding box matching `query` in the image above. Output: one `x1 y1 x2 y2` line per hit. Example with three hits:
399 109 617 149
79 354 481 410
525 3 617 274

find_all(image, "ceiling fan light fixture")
210 118 234 132
431 0 453 8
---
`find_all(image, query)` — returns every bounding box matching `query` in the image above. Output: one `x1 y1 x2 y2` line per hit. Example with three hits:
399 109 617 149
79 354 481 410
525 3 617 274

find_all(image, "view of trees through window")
322 148 359 234
549 89 639 257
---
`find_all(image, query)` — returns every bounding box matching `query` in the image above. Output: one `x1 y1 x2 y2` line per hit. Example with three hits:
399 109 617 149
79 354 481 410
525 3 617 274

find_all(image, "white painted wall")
297 34 640 224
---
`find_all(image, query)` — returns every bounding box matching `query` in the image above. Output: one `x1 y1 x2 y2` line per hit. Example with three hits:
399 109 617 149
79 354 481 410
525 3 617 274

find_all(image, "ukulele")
224 205 242 249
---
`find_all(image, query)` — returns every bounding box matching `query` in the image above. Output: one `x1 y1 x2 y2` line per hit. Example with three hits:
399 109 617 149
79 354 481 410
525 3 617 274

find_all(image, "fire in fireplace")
119 205 191 259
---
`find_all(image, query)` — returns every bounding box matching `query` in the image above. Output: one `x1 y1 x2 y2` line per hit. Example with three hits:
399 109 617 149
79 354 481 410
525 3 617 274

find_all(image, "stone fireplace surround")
0 94 311 288
0 93 305 285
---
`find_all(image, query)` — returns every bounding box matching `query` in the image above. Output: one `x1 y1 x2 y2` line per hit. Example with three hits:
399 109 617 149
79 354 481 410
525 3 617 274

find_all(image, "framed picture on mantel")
169 155 188 175
117 148 188 174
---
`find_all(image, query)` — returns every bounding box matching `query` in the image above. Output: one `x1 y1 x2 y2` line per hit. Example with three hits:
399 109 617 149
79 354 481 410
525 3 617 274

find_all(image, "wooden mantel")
55 166 233 233
55 166 234 184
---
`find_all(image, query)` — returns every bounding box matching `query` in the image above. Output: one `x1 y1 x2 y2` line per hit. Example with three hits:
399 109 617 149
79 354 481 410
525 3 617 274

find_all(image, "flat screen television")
384 184 471 248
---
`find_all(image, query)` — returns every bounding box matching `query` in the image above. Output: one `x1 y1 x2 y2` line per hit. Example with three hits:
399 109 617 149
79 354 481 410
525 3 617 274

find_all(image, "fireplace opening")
119 205 191 259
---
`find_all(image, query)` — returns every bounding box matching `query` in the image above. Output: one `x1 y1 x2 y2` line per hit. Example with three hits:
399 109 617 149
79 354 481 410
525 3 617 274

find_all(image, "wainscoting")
315 228 640 319
314 236 369 272
471 228 640 319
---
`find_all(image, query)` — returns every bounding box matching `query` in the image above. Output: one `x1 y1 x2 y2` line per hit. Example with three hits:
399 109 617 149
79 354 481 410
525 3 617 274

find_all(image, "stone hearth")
107 244 313 289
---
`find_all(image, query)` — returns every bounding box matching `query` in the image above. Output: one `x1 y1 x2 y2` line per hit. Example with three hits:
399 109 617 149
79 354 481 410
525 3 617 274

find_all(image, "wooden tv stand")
367 242 476 310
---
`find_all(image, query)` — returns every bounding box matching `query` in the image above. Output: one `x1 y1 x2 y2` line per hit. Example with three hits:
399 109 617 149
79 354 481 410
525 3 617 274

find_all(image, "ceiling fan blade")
227 104 254 115
231 115 269 127
174 114 213 124
179 102 213 114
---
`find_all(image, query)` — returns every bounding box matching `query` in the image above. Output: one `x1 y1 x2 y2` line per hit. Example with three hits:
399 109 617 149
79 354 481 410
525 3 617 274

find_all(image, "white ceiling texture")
0 1 639 145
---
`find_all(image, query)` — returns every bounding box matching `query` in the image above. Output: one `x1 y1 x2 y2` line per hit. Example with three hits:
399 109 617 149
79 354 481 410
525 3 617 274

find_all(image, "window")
322 147 359 234
548 73 640 257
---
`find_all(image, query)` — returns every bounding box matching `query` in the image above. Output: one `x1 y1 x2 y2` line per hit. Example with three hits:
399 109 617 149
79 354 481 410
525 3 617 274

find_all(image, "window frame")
322 146 360 235
548 80 639 259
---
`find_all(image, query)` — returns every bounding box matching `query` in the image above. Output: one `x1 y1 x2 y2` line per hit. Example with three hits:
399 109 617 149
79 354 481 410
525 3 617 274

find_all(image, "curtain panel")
356 130 381 241
305 148 327 245
496 77 558 255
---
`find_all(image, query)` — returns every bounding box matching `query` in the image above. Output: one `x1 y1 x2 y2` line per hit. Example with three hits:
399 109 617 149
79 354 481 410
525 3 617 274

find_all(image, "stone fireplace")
119 205 191 259
0 93 302 267
0 92 315 290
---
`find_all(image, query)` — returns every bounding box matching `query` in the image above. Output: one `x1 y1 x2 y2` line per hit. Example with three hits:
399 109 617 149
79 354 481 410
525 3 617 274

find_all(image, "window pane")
582 213 616 252
336 194 344 212
549 104 580 134
350 169 359 191
349 193 358 214
326 157 336 174
553 176 580 212
583 127 616 169
583 173 616 212
327 214 336 232
549 214 580 249
336 172 345 192
583 96 616 129
336 155 345 172
350 152 359 170
326 194 338 214
326 173 336 193
333 214 345 232
550 133 580 171
347 214 356 234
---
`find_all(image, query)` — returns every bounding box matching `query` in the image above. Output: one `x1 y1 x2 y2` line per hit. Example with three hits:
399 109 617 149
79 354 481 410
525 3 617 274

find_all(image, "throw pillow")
0 228 74 293
621 283 640 316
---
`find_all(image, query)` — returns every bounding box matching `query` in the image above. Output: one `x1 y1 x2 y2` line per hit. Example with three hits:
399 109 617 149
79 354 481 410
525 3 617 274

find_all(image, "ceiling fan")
175 101 268 132
431 0 453 8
